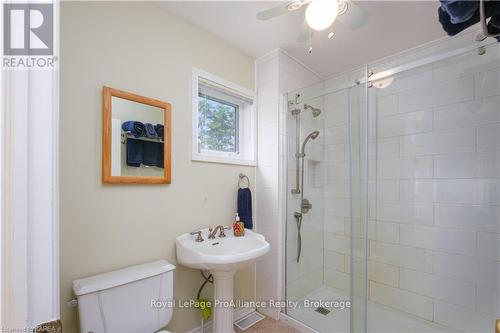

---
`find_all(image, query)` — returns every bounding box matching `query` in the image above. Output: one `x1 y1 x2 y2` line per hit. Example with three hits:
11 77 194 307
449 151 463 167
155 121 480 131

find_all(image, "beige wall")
60 2 255 332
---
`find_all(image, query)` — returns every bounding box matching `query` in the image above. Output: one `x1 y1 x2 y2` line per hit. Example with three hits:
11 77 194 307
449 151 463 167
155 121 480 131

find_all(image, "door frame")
0 1 60 328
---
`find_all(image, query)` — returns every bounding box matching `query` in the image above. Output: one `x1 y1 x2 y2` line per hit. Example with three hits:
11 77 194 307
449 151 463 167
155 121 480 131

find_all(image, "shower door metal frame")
296 37 496 105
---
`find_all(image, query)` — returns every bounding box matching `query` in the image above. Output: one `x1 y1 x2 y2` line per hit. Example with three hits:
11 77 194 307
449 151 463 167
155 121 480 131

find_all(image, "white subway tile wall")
255 50 323 318
281 51 325 302
255 51 282 320
323 45 500 331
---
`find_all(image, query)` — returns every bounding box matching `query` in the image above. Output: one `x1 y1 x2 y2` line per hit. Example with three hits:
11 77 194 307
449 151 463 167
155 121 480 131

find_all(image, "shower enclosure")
284 33 500 333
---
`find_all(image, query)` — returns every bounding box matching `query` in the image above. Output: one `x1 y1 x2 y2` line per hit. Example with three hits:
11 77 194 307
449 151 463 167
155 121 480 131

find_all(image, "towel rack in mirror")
121 132 164 144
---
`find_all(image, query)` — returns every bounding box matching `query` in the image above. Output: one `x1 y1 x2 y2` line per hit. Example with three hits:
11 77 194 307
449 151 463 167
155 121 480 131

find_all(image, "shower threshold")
286 286 453 333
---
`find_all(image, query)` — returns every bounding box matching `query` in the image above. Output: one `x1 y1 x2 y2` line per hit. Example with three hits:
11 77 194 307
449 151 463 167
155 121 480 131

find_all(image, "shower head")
304 104 322 117
299 130 320 156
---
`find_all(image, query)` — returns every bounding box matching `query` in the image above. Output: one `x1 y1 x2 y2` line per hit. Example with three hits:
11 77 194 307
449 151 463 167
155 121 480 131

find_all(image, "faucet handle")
219 226 232 238
208 227 216 239
190 230 204 242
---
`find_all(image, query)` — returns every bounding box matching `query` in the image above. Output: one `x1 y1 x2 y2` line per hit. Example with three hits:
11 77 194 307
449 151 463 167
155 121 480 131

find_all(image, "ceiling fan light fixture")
305 0 339 31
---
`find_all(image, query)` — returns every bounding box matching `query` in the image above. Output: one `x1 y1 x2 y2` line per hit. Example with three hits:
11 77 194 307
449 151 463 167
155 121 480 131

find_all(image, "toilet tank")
73 260 175 333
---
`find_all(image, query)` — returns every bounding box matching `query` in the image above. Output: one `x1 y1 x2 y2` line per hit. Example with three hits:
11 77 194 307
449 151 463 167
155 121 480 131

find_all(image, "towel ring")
238 173 250 189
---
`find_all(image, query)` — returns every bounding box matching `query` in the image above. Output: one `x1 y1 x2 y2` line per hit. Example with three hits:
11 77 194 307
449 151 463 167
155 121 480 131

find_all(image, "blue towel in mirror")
122 120 163 168
121 121 144 137
143 142 161 167
238 188 253 229
155 124 164 139
126 138 142 167
144 123 157 138
157 143 164 168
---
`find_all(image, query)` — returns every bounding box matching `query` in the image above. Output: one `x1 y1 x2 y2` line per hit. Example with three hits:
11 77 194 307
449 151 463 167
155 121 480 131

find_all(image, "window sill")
191 154 256 167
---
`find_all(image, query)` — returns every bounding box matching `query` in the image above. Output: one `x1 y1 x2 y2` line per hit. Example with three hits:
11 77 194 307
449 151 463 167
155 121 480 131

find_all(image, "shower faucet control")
301 198 312 214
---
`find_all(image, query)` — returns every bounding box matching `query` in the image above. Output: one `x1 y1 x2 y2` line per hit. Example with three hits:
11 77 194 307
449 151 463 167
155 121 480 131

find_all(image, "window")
198 92 239 153
192 68 255 165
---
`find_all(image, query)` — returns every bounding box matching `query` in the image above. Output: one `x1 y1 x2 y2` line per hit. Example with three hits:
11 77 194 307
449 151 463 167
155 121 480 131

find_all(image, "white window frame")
192 67 256 166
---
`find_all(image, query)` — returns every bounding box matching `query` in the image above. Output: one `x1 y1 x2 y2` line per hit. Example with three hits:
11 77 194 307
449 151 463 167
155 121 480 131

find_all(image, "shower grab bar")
290 99 301 194
291 112 301 194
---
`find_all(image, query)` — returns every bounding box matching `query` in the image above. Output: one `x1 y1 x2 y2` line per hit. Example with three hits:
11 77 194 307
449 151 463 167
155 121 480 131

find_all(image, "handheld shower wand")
295 130 320 262
297 130 320 157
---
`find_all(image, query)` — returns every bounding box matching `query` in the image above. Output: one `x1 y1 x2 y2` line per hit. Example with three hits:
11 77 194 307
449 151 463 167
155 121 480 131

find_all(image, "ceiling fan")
256 0 368 43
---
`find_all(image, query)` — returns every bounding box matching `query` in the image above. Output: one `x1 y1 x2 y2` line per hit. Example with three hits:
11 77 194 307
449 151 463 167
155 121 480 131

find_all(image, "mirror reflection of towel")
144 123 157 138
155 124 164 139
157 143 164 168
126 138 142 167
143 142 162 167
121 121 144 137
122 120 164 169
125 139 164 169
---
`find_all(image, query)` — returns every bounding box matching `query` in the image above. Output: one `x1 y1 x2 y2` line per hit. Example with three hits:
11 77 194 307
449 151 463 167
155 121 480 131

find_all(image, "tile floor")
234 285 456 332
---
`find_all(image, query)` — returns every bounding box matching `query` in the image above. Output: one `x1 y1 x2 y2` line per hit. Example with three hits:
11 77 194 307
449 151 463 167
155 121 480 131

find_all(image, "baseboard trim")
187 307 256 333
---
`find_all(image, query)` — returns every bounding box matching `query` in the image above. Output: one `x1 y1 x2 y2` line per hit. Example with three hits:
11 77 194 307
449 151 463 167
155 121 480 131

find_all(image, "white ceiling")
162 1 448 78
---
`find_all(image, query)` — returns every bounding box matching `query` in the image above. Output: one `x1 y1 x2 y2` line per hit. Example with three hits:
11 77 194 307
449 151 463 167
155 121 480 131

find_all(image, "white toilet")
73 260 176 333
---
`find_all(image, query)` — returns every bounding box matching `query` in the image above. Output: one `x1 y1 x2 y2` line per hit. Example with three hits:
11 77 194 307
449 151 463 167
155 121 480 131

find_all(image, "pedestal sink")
176 228 270 333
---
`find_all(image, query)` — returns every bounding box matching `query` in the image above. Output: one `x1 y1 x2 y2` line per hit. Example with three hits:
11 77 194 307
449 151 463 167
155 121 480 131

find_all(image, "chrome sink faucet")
208 225 230 239
190 230 204 242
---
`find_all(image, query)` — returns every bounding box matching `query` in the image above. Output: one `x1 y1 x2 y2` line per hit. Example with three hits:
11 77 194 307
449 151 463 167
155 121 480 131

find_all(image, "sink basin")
176 228 270 271
176 228 270 333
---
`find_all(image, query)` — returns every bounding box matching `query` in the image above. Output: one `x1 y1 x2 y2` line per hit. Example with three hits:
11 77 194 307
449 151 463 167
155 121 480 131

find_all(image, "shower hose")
295 150 307 263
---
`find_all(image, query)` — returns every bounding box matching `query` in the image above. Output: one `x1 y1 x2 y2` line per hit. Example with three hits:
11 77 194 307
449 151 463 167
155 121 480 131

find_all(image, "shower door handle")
496 319 500 333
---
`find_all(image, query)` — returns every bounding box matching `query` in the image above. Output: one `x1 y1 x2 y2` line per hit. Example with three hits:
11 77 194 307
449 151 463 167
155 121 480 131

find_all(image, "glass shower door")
347 73 370 333
284 36 500 333
284 66 370 333
365 41 500 332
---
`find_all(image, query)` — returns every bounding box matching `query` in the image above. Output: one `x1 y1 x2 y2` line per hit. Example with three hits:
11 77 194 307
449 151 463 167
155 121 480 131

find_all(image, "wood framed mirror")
102 86 171 184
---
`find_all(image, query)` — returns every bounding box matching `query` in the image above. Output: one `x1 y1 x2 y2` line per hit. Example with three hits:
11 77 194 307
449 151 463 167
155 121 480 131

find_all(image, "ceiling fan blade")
256 3 290 20
337 1 369 30
296 21 314 43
